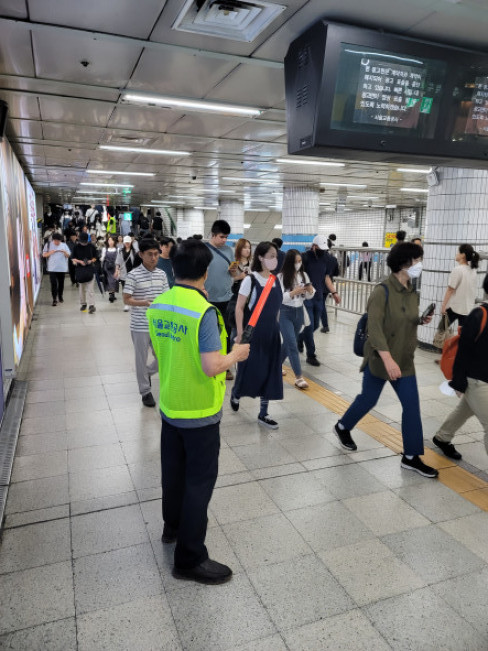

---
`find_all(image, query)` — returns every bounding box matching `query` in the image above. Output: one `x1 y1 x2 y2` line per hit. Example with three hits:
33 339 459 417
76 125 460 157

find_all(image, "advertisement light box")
285 21 488 167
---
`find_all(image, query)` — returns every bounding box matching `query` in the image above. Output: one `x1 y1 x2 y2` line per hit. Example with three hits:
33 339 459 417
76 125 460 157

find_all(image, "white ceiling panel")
244 142 288 157
0 22 35 76
151 134 215 152
41 123 105 144
253 0 440 60
32 31 142 87
7 118 43 140
207 65 284 107
39 97 113 126
169 113 250 138
405 9 488 51
29 0 166 39
0 92 40 119
16 144 46 157
223 120 287 142
200 139 255 155
0 1 27 18
0 76 120 101
108 106 182 132
128 49 237 98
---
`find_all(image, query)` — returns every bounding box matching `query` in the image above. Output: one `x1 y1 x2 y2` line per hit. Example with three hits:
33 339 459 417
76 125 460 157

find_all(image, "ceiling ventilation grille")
173 0 286 43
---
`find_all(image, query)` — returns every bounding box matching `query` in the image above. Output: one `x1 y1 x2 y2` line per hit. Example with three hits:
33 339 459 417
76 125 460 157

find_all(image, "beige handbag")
433 315 453 349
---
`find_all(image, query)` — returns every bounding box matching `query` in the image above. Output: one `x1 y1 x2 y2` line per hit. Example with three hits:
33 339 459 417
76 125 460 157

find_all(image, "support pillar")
282 185 319 251
176 208 204 240
219 199 244 243
418 167 488 346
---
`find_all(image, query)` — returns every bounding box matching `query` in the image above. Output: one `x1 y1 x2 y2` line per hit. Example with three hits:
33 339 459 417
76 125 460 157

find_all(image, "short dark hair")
160 237 175 248
387 242 423 272
362 241 368 247
328 233 337 241
272 237 283 249
173 240 212 280
52 232 63 241
251 241 277 272
396 230 407 242
211 219 230 236
139 238 160 253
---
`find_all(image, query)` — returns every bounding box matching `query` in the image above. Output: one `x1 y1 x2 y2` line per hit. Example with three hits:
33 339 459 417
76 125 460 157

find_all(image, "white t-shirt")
43 241 70 273
447 264 478 315
278 271 315 307
239 271 269 310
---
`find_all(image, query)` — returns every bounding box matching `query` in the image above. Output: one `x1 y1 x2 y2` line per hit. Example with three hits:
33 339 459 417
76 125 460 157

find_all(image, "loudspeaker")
0 100 8 141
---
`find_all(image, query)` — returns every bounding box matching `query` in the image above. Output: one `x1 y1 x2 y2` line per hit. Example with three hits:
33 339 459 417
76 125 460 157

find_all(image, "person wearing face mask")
278 250 315 389
440 243 480 327
334 243 438 478
230 241 283 428
298 235 341 367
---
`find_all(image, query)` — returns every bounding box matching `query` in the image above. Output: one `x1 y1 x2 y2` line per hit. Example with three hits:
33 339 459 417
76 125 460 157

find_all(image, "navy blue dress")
234 273 283 401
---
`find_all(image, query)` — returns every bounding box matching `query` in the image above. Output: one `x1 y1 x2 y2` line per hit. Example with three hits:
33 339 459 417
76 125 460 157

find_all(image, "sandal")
295 378 309 390
282 369 287 376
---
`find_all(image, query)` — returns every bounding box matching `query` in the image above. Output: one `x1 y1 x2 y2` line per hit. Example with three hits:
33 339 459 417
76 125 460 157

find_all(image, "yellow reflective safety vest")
147 285 227 419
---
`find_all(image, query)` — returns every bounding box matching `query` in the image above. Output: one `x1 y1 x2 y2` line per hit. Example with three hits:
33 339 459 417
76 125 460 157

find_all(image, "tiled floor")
1 281 488 650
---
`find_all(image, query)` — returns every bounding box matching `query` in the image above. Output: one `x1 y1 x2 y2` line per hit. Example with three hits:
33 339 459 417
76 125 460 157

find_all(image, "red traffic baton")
240 274 276 344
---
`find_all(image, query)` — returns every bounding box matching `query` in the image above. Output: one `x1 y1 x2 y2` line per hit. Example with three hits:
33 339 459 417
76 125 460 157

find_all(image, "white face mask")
294 263 302 271
261 257 277 271
407 261 423 279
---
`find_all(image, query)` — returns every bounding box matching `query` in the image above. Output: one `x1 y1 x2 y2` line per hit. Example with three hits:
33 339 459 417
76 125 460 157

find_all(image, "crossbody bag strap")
475 305 488 341
206 242 231 266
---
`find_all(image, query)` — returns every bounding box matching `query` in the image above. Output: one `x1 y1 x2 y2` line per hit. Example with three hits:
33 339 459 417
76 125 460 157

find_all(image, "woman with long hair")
440 243 480 327
278 249 315 389
115 235 137 312
101 235 119 303
231 241 283 428
227 238 252 341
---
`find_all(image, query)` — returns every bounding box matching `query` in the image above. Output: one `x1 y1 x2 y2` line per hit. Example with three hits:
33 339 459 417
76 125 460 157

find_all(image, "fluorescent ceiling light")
320 182 367 188
319 202 331 206
348 195 379 199
80 182 134 188
194 206 217 210
124 93 262 117
167 195 195 200
386 204 397 208
276 158 345 168
243 223 251 229
99 145 190 156
72 197 106 201
86 170 155 177
200 189 235 194
400 187 429 193
222 177 280 184
245 208 267 212
274 224 282 228
396 167 431 174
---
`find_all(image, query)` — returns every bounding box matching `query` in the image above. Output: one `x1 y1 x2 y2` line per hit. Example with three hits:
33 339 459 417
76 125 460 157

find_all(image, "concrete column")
219 199 244 243
176 208 204 240
282 185 319 251
418 167 488 345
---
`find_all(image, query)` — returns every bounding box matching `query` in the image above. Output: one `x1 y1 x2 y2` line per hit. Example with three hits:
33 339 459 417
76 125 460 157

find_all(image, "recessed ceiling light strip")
99 145 190 156
124 94 262 117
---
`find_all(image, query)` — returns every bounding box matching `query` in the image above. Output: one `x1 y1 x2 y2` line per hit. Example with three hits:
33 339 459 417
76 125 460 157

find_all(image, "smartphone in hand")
421 302 435 323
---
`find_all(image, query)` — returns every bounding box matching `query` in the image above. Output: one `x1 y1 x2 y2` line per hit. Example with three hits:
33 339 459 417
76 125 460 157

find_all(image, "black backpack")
353 283 388 356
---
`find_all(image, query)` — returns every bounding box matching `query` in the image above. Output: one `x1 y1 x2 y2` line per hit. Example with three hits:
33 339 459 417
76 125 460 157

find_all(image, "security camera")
80 60 90 68
191 175 197 181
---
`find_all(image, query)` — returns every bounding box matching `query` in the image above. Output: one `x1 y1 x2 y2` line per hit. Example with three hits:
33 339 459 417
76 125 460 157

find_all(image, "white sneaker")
123 305 130 312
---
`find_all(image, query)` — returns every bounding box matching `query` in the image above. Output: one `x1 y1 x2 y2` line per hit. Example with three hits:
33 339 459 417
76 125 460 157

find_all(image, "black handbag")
75 263 95 283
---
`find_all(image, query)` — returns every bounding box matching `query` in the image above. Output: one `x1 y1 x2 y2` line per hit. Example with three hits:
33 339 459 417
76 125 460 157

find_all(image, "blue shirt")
204 242 234 303
156 257 175 288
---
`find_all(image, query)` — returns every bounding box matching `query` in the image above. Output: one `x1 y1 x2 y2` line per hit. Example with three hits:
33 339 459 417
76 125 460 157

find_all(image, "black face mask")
315 248 325 258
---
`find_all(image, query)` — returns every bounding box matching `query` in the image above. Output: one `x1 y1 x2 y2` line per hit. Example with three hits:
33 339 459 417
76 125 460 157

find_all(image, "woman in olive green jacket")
334 242 438 478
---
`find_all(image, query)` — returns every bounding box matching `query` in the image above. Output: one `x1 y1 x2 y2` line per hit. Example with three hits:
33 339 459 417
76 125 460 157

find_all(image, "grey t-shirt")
204 243 233 303
160 306 223 428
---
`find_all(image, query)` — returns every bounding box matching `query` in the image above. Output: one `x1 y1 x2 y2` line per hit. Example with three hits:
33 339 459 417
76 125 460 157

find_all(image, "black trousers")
210 300 231 350
68 260 76 285
161 419 220 569
49 272 65 300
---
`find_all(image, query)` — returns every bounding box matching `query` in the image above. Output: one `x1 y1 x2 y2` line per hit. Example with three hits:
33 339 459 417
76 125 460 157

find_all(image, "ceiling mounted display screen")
285 21 488 167
331 44 445 138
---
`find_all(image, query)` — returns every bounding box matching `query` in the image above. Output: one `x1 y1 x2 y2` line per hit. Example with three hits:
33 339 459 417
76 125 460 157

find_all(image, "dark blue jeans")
298 294 323 358
160 419 220 569
339 365 424 456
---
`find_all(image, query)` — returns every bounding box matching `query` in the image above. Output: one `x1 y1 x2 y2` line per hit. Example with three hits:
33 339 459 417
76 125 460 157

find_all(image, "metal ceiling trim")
0 18 284 69
0 73 120 96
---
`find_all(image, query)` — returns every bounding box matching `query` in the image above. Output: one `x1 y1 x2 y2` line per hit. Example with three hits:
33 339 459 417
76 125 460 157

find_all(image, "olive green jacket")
361 274 420 380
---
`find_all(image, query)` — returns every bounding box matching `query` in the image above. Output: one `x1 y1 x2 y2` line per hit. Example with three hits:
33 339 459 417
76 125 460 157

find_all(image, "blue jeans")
280 305 304 377
340 365 424 456
320 294 329 328
298 294 323 358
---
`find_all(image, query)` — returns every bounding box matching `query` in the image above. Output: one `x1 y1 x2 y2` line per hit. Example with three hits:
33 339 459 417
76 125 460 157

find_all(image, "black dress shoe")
172 558 232 585
161 524 177 544
142 392 156 407
433 435 462 460
320 326 329 333
306 356 320 367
